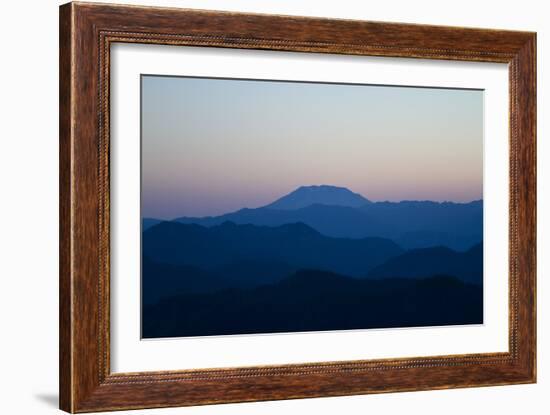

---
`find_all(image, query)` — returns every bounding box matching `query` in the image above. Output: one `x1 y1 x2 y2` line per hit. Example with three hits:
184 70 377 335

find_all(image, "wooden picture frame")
59 2 536 412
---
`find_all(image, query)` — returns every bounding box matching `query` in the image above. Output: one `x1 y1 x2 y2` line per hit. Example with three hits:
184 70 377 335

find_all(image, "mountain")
142 256 231 305
176 204 379 238
143 257 297 305
367 242 483 284
142 270 483 338
211 260 297 287
395 230 481 253
359 200 483 243
143 218 163 231
264 185 370 210
142 221 403 277
173 197 482 250
141 186 484 338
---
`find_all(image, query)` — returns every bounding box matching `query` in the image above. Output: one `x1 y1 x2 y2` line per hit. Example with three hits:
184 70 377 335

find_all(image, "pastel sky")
142 75 483 219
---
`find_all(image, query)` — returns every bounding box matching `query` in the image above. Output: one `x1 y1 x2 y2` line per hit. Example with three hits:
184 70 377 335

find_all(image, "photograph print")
141 75 484 339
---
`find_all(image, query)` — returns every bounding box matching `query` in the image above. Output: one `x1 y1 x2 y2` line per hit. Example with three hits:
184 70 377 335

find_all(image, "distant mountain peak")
265 185 370 210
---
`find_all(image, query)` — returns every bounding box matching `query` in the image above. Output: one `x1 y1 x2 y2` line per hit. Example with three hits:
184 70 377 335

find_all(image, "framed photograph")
59 2 536 412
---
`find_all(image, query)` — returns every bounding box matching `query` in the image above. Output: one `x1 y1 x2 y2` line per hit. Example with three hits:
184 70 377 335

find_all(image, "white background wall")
0 0 546 414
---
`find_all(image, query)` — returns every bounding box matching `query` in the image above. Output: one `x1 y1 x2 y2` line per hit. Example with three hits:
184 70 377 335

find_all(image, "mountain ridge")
144 185 483 250
367 242 483 284
264 185 370 210
143 269 483 338
143 220 403 277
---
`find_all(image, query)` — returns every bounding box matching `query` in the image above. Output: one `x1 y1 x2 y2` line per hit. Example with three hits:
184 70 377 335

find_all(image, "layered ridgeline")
142 185 483 338
147 185 483 251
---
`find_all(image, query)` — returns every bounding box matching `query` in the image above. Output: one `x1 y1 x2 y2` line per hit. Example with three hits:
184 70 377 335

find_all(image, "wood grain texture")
59 3 73 412
59 2 537 412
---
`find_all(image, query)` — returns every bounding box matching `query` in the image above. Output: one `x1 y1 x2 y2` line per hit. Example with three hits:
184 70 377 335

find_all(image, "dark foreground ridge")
142 270 483 338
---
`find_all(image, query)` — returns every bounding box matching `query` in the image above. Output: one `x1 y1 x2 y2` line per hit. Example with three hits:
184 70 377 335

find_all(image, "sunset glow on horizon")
142 75 483 219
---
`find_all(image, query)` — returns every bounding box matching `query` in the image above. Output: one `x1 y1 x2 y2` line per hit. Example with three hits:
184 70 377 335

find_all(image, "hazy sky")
142 75 483 219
